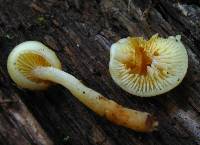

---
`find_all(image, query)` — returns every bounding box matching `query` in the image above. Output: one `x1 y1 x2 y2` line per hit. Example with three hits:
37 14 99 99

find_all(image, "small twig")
127 0 132 13
30 3 46 13
141 1 152 20
141 0 159 21
0 99 18 104
74 0 81 10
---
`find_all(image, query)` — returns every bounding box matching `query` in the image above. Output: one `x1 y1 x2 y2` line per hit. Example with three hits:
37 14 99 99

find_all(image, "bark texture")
0 0 200 145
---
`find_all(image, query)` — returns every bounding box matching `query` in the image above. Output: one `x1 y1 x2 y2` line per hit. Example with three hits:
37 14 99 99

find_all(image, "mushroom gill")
16 52 51 83
109 34 188 97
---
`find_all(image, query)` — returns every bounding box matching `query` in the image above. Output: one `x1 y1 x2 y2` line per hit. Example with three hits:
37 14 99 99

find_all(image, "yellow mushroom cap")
7 41 61 90
109 34 188 97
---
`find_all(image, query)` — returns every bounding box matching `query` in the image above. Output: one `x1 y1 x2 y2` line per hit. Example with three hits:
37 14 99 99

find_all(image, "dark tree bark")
0 0 200 145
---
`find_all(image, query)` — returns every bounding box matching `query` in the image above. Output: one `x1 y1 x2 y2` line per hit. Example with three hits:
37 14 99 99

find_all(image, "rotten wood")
0 0 200 145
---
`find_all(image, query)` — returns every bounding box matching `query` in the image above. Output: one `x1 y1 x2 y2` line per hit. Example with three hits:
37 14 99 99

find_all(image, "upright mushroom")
109 34 188 97
7 41 158 132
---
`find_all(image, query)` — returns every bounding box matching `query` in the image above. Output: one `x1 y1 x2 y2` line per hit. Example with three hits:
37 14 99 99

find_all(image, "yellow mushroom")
7 41 158 132
109 34 188 97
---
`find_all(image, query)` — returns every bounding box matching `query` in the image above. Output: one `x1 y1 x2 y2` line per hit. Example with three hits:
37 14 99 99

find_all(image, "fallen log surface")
0 0 200 145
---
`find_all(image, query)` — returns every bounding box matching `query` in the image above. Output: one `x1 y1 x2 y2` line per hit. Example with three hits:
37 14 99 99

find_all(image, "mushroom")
109 34 188 97
7 41 158 132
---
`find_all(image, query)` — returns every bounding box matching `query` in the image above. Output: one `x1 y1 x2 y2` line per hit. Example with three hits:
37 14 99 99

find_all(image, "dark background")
0 0 200 145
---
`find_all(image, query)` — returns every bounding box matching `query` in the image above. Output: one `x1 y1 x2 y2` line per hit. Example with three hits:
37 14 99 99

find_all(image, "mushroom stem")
32 66 158 132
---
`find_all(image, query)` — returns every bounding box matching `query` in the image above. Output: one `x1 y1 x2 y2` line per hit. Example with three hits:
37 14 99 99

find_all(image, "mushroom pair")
7 34 188 132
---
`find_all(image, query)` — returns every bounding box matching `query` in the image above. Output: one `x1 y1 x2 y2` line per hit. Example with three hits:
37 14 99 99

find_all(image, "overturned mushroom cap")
109 34 188 97
7 41 61 90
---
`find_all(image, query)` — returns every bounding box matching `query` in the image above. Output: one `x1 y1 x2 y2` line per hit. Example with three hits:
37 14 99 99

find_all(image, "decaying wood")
0 0 200 145
0 90 53 145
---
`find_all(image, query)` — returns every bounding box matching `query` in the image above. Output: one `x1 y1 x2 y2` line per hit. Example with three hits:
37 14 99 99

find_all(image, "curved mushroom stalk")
7 41 158 132
33 66 158 132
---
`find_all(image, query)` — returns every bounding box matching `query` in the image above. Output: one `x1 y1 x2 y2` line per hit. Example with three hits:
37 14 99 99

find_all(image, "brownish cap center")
123 46 152 75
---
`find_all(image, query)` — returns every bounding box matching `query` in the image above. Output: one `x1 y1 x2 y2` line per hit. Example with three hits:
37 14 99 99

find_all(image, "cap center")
124 46 152 75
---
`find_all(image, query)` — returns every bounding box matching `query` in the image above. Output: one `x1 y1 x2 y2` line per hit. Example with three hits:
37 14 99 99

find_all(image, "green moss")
36 16 46 25
5 34 14 39
63 136 70 143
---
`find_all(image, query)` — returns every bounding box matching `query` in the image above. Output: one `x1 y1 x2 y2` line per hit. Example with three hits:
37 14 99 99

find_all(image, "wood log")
0 0 200 144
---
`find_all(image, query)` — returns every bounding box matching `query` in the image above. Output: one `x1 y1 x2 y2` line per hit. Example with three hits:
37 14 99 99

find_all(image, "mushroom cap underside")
7 41 61 90
109 34 188 97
